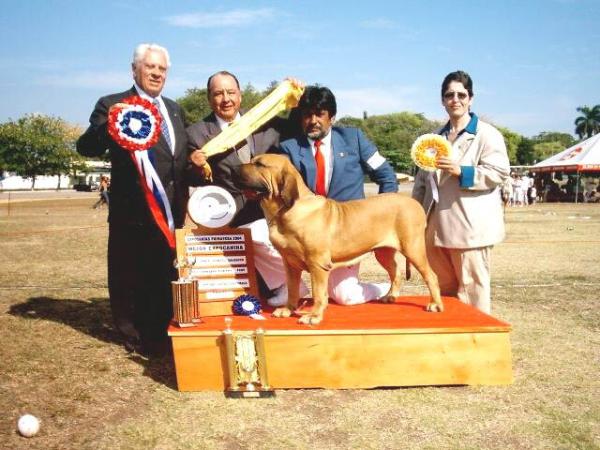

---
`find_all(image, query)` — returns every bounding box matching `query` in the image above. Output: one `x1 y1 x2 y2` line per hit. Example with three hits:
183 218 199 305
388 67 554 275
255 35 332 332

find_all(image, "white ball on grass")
17 414 40 438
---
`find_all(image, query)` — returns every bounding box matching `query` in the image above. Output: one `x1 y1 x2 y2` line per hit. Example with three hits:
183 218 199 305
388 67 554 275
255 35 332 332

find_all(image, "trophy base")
225 389 275 399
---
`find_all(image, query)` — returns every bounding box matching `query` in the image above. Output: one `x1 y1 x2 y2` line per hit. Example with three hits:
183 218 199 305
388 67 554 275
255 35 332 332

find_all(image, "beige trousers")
425 224 492 314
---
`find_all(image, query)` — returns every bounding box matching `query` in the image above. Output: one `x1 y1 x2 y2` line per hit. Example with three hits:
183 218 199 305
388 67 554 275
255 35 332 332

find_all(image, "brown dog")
237 154 443 325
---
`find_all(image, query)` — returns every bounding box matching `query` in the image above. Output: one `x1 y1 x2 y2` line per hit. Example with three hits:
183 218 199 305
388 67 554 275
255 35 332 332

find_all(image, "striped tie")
153 99 173 150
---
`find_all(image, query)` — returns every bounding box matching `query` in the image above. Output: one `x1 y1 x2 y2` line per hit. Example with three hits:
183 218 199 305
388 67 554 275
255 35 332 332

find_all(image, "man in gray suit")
187 71 306 305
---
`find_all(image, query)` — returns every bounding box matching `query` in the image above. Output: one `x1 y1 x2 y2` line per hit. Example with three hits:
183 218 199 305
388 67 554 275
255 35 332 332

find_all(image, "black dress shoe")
141 338 172 358
124 339 141 354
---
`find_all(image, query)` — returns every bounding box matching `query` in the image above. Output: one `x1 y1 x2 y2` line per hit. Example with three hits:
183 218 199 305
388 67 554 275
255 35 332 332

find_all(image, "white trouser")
328 263 390 305
240 219 286 290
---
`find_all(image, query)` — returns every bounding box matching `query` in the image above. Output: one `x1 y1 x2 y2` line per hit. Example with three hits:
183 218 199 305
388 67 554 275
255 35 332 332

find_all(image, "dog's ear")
279 173 300 208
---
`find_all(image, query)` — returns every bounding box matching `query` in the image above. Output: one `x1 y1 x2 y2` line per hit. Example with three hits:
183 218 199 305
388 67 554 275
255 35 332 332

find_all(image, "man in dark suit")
279 85 398 305
77 43 189 356
187 71 307 306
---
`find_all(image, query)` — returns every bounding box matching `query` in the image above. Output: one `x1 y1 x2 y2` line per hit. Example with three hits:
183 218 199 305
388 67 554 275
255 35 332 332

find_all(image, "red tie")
314 139 326 196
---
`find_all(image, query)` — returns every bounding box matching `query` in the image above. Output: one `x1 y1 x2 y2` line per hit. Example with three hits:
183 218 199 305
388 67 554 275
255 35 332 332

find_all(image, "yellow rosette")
410 134 452 171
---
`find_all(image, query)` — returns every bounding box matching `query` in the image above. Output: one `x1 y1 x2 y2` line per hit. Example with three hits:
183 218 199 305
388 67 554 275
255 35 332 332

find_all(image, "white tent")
532 133 600 173
532 133 600 202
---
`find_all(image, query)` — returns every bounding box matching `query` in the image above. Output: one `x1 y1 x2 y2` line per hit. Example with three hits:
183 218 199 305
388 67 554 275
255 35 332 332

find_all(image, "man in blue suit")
278 85 398 305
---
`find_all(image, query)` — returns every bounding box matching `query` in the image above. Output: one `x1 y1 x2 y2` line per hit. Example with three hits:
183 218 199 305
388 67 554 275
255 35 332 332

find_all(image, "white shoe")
267 282 309 307
373 282 391 299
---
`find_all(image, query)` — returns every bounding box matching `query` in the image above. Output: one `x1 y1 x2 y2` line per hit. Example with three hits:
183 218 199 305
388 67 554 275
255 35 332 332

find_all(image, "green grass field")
0 198 598 449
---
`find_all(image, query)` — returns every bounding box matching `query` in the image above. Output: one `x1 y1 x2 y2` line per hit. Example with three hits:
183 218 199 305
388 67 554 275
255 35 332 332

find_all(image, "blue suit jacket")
279 126 398 201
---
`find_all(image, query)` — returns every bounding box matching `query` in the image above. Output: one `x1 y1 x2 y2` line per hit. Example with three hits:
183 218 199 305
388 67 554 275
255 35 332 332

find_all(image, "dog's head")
236 154 304 209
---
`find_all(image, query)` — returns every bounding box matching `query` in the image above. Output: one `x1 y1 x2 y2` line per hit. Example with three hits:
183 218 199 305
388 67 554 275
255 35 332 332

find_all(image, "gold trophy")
223 318 273 398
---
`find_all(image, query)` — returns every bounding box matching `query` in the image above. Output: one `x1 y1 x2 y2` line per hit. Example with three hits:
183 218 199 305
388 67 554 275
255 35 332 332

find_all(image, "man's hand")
436 157 461 177
284 77 305 90
189 149 207 167
189 149 212 181
108 102 129 116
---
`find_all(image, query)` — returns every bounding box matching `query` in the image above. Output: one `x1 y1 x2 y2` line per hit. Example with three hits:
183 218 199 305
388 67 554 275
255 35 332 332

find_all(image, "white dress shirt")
215 112 241 130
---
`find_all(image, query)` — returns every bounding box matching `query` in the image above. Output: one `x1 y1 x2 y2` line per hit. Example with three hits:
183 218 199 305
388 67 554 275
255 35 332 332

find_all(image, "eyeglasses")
443 91 469 100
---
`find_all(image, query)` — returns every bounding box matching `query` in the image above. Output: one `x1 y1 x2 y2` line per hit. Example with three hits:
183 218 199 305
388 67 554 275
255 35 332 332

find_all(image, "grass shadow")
8 296 177 389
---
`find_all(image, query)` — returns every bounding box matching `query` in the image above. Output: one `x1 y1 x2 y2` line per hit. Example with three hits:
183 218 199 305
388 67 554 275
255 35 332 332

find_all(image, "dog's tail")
405 259 412 280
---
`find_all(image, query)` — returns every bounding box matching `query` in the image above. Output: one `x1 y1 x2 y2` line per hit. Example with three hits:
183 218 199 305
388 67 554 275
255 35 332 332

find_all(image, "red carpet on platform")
169 296 510 334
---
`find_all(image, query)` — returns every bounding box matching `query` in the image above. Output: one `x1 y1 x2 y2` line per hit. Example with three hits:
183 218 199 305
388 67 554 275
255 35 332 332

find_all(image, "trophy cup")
223 318 274 398
171 257 201 326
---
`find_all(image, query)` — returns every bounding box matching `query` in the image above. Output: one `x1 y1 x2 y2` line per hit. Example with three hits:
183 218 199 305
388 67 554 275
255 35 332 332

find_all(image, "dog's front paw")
425 302 444 312
298 313 322 325
379 294 396 304
272 307 293 318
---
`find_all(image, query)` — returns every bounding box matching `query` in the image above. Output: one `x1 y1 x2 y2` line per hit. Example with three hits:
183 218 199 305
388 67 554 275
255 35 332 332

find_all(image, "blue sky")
1 0 598 137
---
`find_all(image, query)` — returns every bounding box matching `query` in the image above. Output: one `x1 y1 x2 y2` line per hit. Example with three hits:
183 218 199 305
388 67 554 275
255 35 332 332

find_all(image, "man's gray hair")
133 43 171 68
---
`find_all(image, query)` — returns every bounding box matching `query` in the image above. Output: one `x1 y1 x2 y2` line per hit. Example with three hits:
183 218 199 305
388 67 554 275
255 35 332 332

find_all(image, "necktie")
314 139 326 196
235 139 251 163
153 99 173 150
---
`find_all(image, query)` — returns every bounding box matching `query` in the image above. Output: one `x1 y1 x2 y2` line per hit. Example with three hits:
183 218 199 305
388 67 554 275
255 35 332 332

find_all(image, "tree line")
0 115 86 189
1 84 598 186
176 83 599 173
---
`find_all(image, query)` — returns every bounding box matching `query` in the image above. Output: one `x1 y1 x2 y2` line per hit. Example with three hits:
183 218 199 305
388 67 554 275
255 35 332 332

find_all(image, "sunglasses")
443 91 469 100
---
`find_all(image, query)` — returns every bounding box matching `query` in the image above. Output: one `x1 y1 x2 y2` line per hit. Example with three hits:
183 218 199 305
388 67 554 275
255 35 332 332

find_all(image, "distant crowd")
501 173 536 207
501 172 600 205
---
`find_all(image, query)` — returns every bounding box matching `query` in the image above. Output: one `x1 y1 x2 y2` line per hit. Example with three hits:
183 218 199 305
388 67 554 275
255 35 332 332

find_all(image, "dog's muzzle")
235 164 270 200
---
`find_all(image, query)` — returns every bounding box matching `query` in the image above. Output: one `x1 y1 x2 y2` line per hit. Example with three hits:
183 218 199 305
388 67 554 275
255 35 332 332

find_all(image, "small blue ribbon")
233 295 261 316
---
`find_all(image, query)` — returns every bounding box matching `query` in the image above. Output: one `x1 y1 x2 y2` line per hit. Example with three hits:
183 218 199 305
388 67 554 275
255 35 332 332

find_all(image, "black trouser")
107 222 176 344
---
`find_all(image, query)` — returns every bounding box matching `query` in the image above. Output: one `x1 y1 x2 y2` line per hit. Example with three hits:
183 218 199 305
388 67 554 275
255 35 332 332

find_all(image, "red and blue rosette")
108 96 162 151
106 95 175 249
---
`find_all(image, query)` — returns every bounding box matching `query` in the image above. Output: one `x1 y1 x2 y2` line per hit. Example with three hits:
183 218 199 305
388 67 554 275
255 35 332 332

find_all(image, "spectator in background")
92 175 110 209
587 185 600 203
528 183 537 205
521 172 531 205
512 175 523 206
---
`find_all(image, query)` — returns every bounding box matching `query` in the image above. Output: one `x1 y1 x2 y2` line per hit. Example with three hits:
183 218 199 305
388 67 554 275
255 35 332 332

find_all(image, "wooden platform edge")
169 325 511 337
170 329 513 391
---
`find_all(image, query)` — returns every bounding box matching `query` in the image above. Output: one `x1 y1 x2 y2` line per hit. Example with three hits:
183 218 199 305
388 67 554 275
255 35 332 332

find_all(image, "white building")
0 160 110 190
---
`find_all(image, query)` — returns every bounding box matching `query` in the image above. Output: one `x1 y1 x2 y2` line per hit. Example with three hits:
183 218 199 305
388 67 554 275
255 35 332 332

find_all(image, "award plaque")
176 187 260 317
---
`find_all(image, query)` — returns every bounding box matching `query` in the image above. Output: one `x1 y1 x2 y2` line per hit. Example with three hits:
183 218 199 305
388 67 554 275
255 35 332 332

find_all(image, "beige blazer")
412 119 510 249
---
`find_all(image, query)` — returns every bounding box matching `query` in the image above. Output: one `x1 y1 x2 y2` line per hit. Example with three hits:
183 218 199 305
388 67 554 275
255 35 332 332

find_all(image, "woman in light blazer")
412 71 510 314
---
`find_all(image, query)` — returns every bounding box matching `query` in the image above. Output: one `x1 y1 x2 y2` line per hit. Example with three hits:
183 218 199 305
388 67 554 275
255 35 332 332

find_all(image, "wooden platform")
168 296 513 391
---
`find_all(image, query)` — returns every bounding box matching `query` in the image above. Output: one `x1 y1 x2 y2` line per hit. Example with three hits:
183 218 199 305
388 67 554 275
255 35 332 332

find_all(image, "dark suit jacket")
279 126 398 201
186 112 291 226
76 87 189 228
